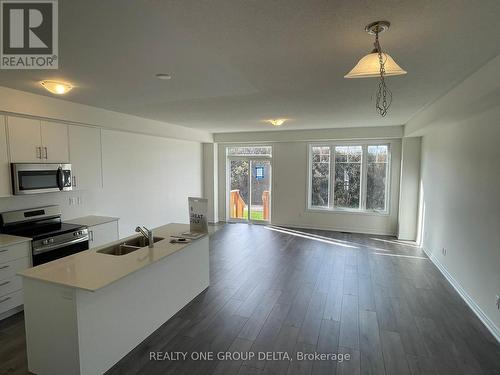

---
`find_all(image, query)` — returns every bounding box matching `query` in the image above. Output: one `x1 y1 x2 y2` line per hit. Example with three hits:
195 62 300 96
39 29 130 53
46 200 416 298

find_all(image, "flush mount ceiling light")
267 119 287 127
155 73 172 80
345 21 407 117
40 80 73 95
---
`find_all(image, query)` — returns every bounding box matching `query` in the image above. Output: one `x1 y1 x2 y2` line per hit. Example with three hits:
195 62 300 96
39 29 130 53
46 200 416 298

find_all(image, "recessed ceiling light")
155 73 172 80
267 119 287 127
40 80 73 95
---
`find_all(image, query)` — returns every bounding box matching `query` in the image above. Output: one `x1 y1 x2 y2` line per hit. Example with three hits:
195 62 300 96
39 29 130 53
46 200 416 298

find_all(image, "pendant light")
345 21 406 117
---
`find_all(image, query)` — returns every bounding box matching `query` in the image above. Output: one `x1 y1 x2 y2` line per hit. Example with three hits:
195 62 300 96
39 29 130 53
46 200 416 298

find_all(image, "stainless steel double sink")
97 236 164 256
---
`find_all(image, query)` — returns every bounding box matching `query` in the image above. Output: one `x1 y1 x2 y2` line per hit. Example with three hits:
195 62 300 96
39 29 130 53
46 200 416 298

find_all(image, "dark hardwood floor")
1 223 499 375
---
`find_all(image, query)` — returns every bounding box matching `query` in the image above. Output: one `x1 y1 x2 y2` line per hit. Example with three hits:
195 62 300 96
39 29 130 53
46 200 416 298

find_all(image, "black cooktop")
1 221 84 240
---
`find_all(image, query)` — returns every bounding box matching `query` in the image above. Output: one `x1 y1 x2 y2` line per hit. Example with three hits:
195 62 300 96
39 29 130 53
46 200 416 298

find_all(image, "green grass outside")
243 207 264 221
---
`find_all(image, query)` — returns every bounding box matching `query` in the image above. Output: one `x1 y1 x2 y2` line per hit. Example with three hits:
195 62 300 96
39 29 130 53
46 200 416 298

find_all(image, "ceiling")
1 0 499 133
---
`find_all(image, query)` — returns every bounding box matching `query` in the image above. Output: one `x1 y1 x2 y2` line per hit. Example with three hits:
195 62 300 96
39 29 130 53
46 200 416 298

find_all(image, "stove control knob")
73 232 78 237
49 238 54 244
79 230 83 235
42 239 49 245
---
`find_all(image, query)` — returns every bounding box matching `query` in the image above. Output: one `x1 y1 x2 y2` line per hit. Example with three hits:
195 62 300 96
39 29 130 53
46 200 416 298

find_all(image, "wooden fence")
230 189 270 220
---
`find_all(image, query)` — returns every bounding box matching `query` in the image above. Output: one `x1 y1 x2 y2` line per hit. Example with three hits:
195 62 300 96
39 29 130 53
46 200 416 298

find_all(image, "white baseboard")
397 232 417 241
270 221 397 236
421 247 500 344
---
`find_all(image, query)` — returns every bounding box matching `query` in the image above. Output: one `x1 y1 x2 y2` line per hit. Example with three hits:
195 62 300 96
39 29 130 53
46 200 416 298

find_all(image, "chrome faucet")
135 226 154 248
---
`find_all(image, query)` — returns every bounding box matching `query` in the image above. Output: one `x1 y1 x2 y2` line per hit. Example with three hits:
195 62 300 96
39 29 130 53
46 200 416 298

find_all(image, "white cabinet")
88 221 119 249
7 116 69 163
0 240 31 318
40 121 69 162
6 117 41 162
69 126 102 190
0 117 10 197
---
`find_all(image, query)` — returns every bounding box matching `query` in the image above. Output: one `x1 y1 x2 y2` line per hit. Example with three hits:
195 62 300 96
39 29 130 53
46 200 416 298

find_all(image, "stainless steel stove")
0 205 89 266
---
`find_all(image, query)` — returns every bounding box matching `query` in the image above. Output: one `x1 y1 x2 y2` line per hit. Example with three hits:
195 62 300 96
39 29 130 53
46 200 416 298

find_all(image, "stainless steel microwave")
11 163 73 195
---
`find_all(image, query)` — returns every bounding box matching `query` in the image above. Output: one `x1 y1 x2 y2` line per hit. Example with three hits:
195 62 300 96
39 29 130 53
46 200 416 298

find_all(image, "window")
308 143 391 213
311 146 330 207
334 146 362 209
227 146 272 157
366 145 389 211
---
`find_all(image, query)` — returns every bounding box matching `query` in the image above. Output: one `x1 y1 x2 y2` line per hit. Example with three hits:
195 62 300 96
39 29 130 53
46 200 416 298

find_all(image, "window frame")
307 141 391 215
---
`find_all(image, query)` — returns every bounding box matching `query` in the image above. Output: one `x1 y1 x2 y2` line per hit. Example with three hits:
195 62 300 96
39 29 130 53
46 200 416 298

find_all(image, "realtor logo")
1 0 58 69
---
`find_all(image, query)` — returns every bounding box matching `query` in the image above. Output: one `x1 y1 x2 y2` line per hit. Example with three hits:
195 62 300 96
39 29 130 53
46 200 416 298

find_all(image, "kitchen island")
18 223 209 375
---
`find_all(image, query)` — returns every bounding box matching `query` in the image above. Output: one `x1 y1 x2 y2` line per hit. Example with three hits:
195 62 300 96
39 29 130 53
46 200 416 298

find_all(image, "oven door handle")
33 236 89 255
56 166 64 191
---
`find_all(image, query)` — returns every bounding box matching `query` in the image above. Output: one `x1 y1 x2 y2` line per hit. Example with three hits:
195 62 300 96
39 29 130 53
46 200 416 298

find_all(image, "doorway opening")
227 146 272 223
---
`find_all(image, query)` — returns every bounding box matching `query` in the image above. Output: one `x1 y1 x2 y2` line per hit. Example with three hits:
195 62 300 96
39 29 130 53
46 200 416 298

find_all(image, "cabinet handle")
89 230 94 242
0 296 11 304
0 265 9 270
72 176 77 187
0 280 10 287
43 147 48 159
0 249 8 253
36 146 41 159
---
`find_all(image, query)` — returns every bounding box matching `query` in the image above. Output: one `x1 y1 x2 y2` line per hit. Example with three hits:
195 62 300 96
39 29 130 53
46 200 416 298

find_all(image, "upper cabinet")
7 117 41 162
69 125 103 190
40 121 69 163
4 116 103 192
0 116 11 197
7 116 69 163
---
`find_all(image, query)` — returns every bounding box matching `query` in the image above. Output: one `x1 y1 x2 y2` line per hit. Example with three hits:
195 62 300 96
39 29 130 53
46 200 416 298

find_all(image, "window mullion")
330 145 335 209
361 145 368 210
308 145 312 209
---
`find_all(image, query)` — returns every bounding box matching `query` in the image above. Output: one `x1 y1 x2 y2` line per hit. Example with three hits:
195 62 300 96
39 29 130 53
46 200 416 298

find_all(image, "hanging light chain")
374 30 392 117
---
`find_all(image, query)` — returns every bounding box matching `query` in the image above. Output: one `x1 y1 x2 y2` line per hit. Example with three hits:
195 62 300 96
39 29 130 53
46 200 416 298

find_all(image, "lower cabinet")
0 240 31 318
88 221 119 249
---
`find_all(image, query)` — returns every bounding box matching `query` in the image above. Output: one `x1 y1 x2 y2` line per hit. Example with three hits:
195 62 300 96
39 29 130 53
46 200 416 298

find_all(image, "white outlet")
496 295 500 310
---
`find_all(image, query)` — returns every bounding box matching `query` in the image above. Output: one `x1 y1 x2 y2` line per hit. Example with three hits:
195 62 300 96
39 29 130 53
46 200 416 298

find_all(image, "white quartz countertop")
18 223 206 291
0 234 31 247
65 215 119 227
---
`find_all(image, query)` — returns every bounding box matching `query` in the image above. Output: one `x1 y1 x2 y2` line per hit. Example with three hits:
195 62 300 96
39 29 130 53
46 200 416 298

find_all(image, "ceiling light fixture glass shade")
344 21 406 117
267 119 286 126
40 80 73 95
344 52 406 78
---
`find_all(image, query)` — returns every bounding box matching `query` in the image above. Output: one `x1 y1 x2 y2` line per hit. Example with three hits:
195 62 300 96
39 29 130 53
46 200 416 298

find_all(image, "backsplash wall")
0 190 98 222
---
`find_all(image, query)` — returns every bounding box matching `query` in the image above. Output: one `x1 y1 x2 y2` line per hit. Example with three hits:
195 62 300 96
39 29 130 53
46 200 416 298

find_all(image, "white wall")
398 137 421 240
0 86 212 143
419 116 500 339
412 54 500 340
0 191 97 222
214 125 404 143
95 130 202 237
202 143 218 223
217 137 402 235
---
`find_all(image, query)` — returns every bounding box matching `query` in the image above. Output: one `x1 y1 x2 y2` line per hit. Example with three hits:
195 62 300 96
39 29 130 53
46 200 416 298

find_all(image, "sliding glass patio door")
228 150 272 223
